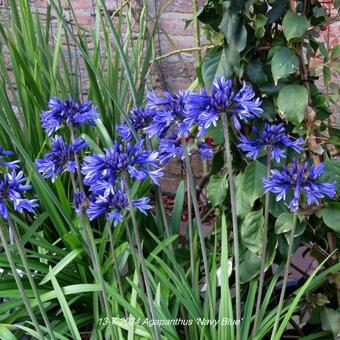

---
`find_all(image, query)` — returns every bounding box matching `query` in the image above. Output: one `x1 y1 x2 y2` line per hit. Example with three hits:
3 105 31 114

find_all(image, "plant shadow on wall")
0 0 339 340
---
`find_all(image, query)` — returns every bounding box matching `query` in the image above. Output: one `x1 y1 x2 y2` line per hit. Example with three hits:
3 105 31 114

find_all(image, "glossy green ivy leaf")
235 173 252 219
320 158 340 191
246 59 268 85
207 175 228 207
241 210 264 253
219 11 247 52
271 47 299 85
277 84 308 124
242 161 266 207
275 212 295 234
202 47 239 88
321 203 340 232
240 250 261 283
282 11 309 41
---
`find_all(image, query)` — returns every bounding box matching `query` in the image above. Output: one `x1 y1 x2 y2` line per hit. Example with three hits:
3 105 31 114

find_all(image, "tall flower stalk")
37 97 118 338
221 113 241 339
262 160 336 339
123 177 161 340
187 77 263 340
0 150 44 339
187 177 195 289
181 137 215 320
237 123 304 335
252 153 271 335
270 212 298 339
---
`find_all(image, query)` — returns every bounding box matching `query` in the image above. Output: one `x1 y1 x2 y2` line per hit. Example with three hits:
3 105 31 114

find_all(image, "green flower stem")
187 177 195 289
107 222 128 317
8 216 56 340
156 186 174 255
181 137 214 319
252 153 272 335
146 138 174 255
70 125 84 192
221 113 240 340
80 214 117 339
270 212 298 340
123 219 147 294
0 220 44 340
123 177 161 340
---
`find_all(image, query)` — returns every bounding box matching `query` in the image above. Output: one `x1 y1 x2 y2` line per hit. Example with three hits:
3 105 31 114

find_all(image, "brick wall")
2 1 339 193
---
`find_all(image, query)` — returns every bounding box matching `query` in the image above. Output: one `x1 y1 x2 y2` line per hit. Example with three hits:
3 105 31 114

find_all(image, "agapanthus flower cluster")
263 159 336 212
87 180 151 226
0 170 38 219
144 90 190 138
117 107 154 141
36 135 87 182
132 90 214 165
0 145 38 218
186 77 263 137
0 146 19 169
41 97 99 136
83 139 163 194
158 134 213 165
80 139 158 223
238 123 304 163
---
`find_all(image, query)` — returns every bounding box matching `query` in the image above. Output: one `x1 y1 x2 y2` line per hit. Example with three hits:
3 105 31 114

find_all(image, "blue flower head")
117 107 154 141
0 170 38 219
36 135 87 182
186 77 263 137
82 139 163 194
87 181 152 226
41 97 99 136
158 134 213 165
0 145 19 169
143 90 190 138
263 159 336 212
73 191 90 215
238 123 304 163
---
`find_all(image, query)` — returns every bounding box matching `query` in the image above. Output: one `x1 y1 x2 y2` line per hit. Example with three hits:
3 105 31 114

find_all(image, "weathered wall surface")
1 1 339 193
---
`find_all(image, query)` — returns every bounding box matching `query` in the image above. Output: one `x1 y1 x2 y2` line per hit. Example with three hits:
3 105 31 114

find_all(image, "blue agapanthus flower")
158 135 184 165
0 171 38 218
0 145 19 169
73 191 89 215
36 135 87 182
158 135 213 165
82 139 163 194
186 77 263 137
263 159 336 212
117 107 154 141
238 123 304 163
87 181 152 226
143 90 191 138
41 97 99 136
